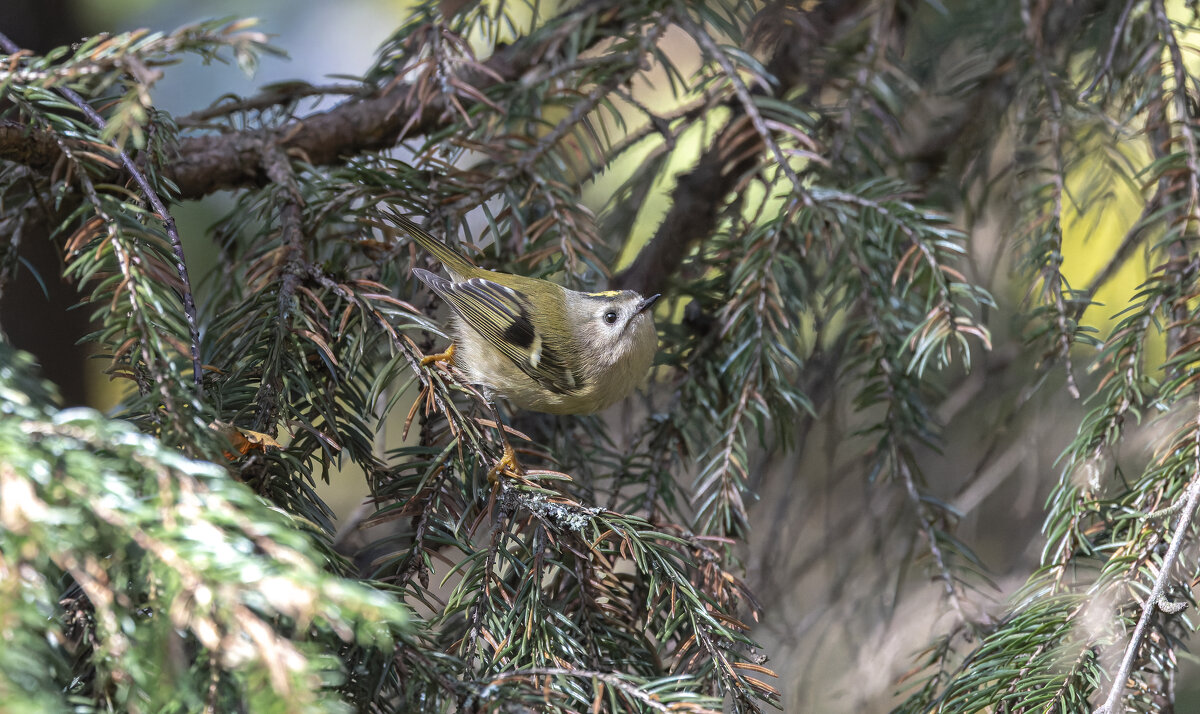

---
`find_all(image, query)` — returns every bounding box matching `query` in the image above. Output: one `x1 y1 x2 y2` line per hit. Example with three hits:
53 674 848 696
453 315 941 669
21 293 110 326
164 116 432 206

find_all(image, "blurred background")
3 1 1195 711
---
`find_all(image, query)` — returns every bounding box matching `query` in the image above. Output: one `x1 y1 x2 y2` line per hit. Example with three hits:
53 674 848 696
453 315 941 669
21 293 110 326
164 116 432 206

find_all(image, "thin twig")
239 143 305 436
44 127 178 416
898 451 970 624
178 82 369 125
443 12 673 215
1081 196 1158 302
0 31 204 392
1079 0 1139 100
677 12 813 207
485 667 713 713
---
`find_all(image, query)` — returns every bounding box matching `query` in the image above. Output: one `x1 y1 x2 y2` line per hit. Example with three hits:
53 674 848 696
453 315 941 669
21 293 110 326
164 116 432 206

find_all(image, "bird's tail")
389 210 477 277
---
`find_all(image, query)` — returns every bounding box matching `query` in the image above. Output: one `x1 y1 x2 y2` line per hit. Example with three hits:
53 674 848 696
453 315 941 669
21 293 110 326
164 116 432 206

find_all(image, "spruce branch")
0 29 203 391
1093 447 1200 714
1022 0 1081 398
0 343 409 711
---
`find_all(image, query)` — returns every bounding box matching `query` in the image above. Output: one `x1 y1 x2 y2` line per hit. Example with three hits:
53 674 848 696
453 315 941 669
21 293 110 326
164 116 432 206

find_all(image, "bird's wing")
415 270 581 395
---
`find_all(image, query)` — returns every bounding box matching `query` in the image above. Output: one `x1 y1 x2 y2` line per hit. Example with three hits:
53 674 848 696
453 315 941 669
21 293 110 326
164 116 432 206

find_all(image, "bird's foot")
488 441 523 485
420 342 456 367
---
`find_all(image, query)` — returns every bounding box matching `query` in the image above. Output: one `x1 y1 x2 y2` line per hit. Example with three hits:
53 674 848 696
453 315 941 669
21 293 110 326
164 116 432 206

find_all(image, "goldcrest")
398 215 659 415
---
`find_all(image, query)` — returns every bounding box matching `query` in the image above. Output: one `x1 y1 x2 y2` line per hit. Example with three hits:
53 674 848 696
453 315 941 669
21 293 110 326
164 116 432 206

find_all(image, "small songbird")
397 214 660 416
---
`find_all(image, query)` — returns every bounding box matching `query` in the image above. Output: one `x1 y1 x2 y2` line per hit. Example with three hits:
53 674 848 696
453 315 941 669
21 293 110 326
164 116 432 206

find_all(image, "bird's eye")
604 311 619 325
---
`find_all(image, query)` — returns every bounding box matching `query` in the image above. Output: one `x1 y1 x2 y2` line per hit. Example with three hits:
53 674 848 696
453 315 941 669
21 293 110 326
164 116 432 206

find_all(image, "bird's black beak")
635 294 661 314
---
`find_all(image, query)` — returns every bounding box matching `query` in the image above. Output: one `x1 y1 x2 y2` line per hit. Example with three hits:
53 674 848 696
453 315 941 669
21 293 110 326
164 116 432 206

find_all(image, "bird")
397 213 660 476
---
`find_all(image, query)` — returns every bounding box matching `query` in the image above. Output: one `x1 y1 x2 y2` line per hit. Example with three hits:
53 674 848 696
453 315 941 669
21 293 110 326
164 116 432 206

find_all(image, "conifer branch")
1022 0 1081 398
1094 458 1200 714
0 30 203 391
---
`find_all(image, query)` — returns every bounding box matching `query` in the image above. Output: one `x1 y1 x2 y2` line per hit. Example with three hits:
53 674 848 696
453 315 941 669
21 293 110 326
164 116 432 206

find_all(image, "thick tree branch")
0 76 447 194
163 31 549 199
164 87 440 198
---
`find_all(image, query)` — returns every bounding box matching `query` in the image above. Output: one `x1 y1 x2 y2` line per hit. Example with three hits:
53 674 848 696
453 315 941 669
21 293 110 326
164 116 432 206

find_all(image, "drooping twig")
1023 0 1081 398
0 30 204 392
897 455 969 624
676 12 813 207
1078 0 1138 100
